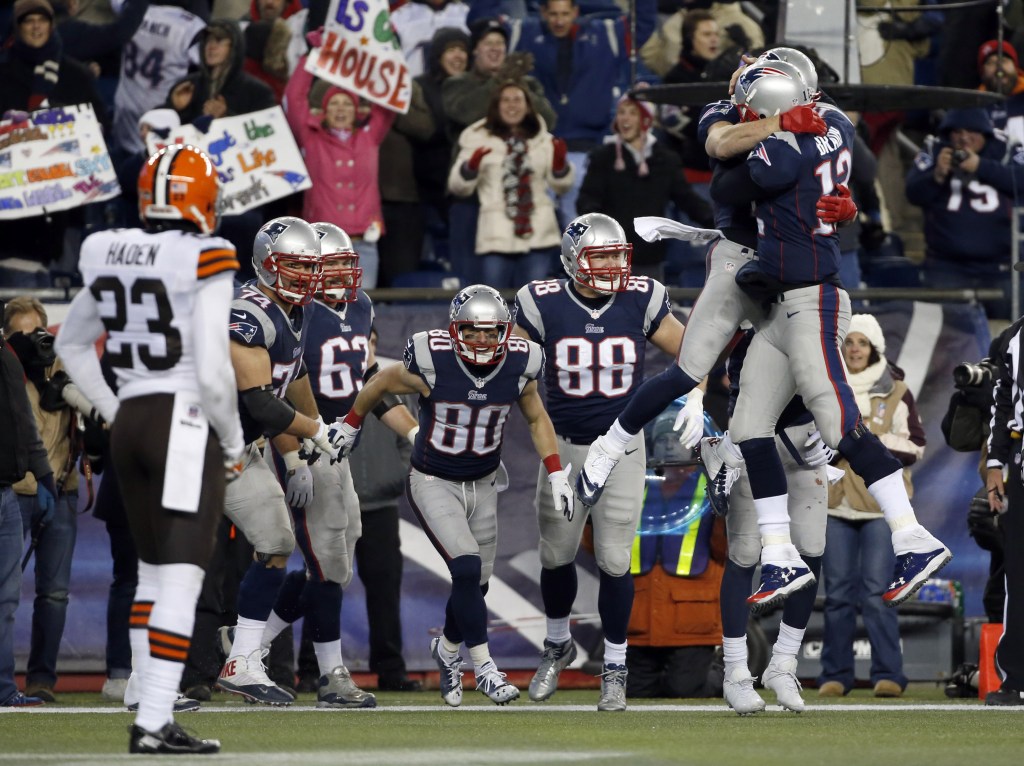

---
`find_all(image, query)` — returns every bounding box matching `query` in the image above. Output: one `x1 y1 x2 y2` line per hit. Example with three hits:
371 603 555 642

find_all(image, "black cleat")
128 722 221 754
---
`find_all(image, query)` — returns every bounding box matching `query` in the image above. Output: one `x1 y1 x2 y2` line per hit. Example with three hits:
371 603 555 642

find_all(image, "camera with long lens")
953 359 995 388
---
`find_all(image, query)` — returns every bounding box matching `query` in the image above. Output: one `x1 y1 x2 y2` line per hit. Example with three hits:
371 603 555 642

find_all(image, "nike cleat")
216 649 294 706
528 638 577 702
576 436 621 507
697 436 742 517
129 722 220 755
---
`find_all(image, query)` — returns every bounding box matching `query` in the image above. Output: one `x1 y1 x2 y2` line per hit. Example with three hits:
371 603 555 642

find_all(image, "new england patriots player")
708 63 951 608
56 145 241 754
216 217 345 706
331 285 574 706
513 213 688 711
256 223 416 708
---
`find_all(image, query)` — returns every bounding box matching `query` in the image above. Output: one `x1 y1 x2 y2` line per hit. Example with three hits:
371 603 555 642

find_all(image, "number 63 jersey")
77 227 238 400
404 329 544 482
514 277 672 445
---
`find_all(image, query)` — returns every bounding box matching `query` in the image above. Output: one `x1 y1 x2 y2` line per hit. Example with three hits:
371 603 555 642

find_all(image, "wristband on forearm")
543 454 563 474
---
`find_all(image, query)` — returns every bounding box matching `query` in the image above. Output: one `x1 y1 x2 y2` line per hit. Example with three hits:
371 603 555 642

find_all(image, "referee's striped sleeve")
196 246 239 280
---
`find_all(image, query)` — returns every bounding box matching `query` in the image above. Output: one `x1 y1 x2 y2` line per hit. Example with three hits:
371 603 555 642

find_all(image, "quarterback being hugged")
56 145 242 755
334 285 573 707
514 213 688 711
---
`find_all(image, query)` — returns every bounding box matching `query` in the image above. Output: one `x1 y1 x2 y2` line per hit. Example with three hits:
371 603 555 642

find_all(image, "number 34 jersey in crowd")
514 276 672 444
403 330 544 482
77 227 238 399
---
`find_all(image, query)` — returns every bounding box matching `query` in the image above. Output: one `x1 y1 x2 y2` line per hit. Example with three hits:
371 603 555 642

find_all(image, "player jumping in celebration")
706 61 950 607
56 145 242 754
330 285 574 707
513 213 689 711
215 217 345 705
255 223 416 708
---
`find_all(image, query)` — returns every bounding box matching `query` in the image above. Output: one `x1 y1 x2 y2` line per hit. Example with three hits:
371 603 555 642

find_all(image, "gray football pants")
223 442 295 557
730 284 857 449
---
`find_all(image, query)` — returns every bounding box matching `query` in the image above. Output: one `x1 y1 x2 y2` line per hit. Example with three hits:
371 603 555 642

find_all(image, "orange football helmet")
138 145 220 234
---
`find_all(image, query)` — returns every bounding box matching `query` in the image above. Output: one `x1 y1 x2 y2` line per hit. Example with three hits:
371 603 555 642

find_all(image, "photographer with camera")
2 296 98 703
905 108 1024 320
983 305 1024 705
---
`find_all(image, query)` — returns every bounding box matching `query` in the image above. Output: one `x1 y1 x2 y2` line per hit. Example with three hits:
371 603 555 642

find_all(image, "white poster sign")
0 104 120 220
305 0 411 114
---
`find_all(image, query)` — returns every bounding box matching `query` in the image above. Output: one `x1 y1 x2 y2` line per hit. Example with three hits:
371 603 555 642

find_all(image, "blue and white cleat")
747 545 816 612
430 637 464 707
697 436 742 517
217 649 294 706
475 662 519 705
576 436 621 508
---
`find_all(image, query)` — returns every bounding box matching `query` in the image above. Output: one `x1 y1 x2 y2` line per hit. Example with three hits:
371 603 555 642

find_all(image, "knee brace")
838 422 901 486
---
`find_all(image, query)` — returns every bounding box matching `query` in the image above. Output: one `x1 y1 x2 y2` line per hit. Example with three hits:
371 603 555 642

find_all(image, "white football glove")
548 462 575 522
673 389 705 450
310 417 346 462
283 451 314 508
325 416 361 462
803 430 836 468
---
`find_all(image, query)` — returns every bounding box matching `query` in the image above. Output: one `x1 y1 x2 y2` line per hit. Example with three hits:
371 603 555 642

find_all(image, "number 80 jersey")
77 228 238 400
404 329 544 482
515 277 671 444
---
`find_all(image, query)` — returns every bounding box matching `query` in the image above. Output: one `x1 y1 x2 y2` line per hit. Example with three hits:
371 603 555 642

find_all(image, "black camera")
952 148 970 165
953 359 995 388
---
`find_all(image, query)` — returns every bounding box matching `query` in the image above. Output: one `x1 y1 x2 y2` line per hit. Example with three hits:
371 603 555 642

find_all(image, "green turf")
2 688 1022 766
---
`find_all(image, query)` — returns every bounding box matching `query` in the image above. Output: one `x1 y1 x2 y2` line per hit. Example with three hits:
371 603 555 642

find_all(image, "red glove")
816 184 858 225
552 137 568 174
780 105 826 136
466 147 492 173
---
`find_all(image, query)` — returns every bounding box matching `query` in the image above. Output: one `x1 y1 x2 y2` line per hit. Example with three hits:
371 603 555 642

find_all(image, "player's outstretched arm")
54 289 120 424
334 362 430 458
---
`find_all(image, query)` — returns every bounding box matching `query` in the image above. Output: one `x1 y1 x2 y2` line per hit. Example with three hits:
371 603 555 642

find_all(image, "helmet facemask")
320 253 362 303
447 285 514 365
576 243 632 293
266 254 321 305
449 321 511 365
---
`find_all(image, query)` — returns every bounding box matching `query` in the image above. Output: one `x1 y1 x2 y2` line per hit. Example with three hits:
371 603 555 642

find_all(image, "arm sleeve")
53 290 121 424
284 55 315 143
193 275 244 456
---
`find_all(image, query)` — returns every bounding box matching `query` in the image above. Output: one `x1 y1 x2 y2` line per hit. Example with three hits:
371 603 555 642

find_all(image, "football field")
1 687 1022 766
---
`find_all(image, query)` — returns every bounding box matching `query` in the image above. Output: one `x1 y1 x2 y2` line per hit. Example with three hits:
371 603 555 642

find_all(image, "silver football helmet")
733 59 812 122
448 284 513 365
312 222 361 303
560 213 632 294
759 47 819 95
253 217 321 305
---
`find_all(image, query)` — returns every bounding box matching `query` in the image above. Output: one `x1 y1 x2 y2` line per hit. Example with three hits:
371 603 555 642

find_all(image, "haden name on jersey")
106 242 159 267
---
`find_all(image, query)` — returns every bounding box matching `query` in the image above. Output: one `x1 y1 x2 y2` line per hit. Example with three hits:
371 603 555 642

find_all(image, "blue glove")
36 474 58 527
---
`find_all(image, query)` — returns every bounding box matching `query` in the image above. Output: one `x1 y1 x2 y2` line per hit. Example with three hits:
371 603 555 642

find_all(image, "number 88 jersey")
514 276 671 444
78 227 238 400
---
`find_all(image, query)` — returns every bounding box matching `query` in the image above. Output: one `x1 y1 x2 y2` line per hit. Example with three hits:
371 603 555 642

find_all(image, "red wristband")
543 454 563 474
343 410 364 428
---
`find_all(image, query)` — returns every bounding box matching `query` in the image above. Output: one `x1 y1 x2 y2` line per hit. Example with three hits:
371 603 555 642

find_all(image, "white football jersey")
77 228 237 400
112 5 205 153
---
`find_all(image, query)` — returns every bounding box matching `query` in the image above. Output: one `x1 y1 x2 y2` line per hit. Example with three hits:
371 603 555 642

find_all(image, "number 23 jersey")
403 330 544 482
514 277 671 444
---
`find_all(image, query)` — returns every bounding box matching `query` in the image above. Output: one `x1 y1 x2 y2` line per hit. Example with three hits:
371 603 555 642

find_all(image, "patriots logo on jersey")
565 220 590 246
229 321 258 342
753 144 772 166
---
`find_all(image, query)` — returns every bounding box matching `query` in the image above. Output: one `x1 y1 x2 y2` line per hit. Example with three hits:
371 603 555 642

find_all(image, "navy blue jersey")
229 280 311 444
697 99 758 244
514 277 671 443
746 103 855 283
304 293 375 423
403 329 544 482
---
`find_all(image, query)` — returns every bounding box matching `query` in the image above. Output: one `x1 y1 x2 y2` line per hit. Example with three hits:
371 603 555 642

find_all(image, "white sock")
602 420 632 454
230 616 266 659
130 562 160 687
867 470 917 530
546 617 572 644
314 641 344 677
468 643 493 673
604 639 627 666
440 636 461 658
772 622 806 663
136 563 203 734
721 432 745 468
722 636 748 674
260 610 291 650
755 494 792 544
